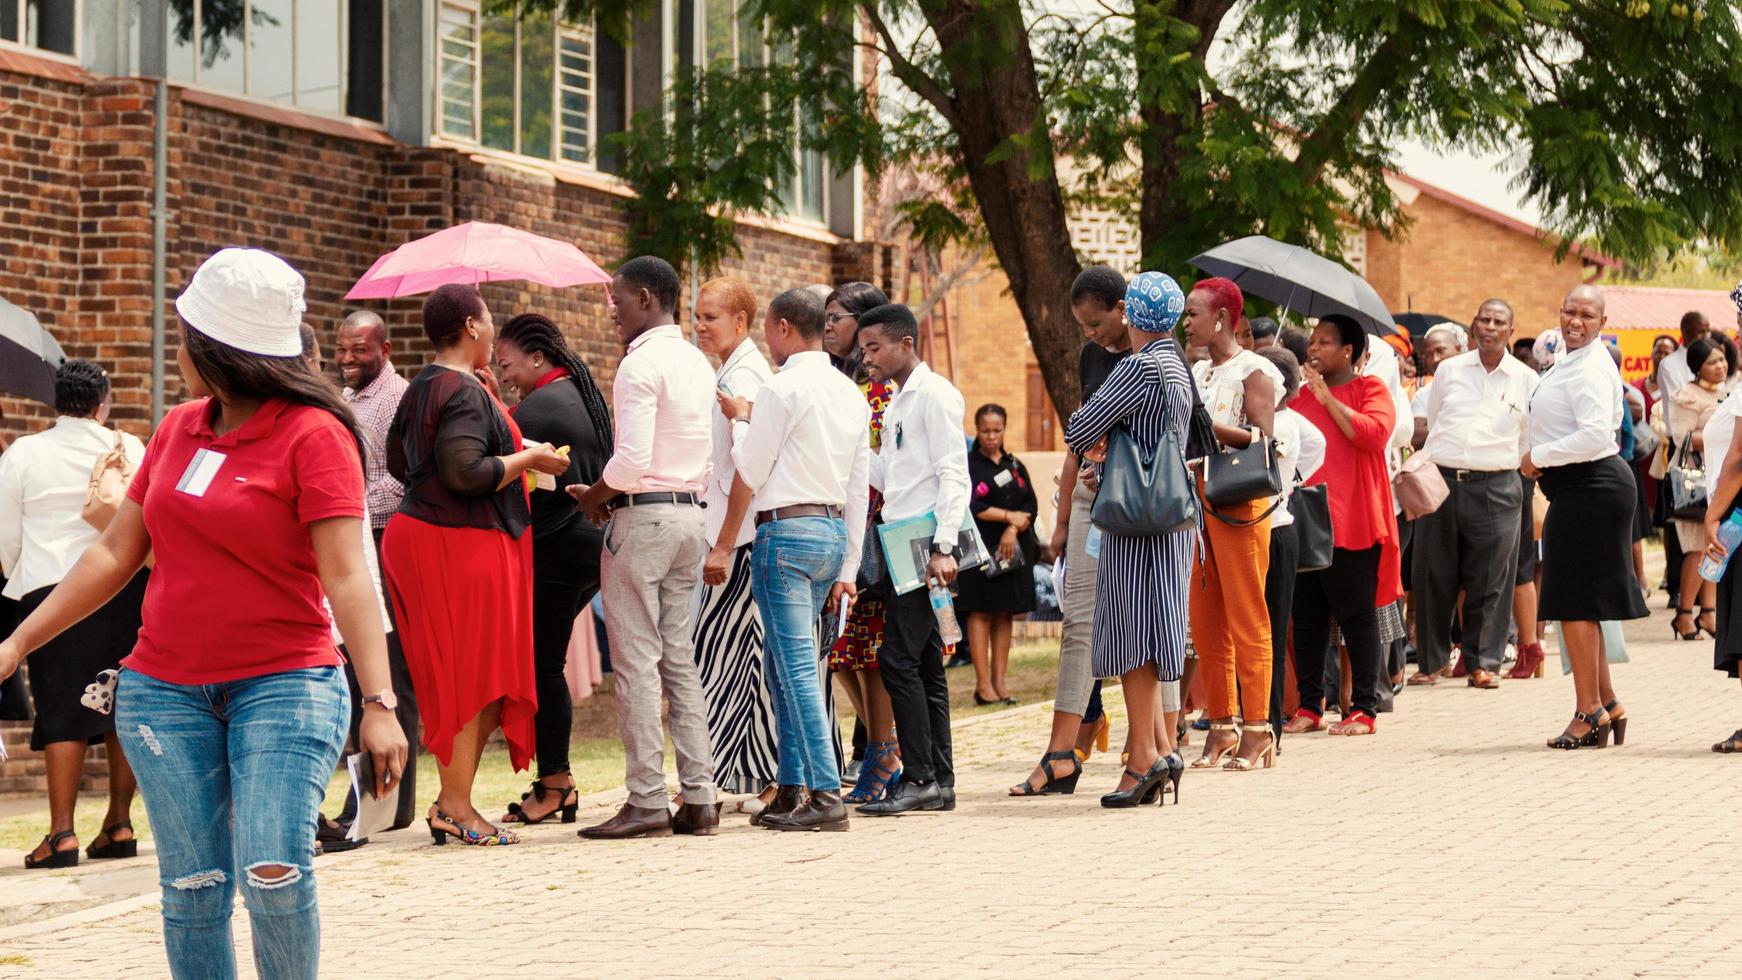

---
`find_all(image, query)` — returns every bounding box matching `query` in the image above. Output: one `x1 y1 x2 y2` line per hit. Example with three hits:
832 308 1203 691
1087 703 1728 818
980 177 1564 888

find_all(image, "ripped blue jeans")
116 666 348 980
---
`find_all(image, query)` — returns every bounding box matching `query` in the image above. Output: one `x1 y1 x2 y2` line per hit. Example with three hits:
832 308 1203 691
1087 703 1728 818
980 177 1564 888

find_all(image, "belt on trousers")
616 491 701 507
755 503 843 525
1436 465 1510 483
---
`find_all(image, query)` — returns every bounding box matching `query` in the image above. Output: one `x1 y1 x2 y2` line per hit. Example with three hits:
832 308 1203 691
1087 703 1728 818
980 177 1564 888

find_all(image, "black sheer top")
511 377 609 540
388 365 530 538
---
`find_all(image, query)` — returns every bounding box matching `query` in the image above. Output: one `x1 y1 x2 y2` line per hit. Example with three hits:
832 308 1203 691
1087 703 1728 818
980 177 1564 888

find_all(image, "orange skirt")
382 514 537 772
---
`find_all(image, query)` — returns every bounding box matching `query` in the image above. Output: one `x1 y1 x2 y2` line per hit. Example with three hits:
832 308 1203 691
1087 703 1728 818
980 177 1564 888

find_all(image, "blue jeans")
116 667 349 980
751 516 846 792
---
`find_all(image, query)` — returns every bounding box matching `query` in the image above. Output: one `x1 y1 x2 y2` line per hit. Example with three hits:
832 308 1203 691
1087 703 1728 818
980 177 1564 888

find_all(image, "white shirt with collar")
1657 346 1694 404
730 350 872 583
599 323 716 496
705 337 774 548
0 416 145 599
869 361 971 548
1422 349 1540 471
1528 340 1624 469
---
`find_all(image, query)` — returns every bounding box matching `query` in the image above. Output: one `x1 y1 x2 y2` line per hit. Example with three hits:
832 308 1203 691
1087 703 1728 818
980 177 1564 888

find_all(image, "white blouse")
0 417 145 599
1272 408 1327 529
1192 349 1284 428
1527 340 1623 468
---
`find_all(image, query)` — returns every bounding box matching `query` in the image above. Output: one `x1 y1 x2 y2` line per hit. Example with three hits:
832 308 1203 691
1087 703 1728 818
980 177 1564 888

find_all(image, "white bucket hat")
175 248 307 357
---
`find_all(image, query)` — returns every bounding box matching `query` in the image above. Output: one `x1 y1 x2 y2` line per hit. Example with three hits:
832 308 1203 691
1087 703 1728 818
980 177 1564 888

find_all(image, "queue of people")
6 239 1742 978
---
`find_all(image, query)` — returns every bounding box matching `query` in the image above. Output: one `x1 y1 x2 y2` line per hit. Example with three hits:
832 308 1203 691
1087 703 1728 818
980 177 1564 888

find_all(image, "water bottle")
1700 510 1742 582
929 584 963 645
1085 525 1103 560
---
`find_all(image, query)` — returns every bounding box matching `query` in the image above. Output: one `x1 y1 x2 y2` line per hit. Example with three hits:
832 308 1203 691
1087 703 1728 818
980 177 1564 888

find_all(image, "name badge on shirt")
993 469 1015 488
176 448 227 497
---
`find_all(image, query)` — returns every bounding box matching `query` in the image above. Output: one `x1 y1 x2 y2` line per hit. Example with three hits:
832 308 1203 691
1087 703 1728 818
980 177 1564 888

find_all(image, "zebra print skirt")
691 544 842 793
1092 527 1195 681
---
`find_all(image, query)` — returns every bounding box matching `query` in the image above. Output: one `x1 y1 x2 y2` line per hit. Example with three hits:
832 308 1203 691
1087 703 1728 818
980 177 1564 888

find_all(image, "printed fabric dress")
830 378 894 671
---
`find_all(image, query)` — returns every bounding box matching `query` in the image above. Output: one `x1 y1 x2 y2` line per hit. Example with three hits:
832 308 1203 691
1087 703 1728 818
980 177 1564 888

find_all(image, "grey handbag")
1090 421 1198 536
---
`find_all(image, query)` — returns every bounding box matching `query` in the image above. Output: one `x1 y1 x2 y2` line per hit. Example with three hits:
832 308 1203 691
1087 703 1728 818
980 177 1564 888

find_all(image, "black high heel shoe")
1672 608 1699 641
86 822 137 860
1100 758 1171 809
1699 607 1718 639
1008 750 1081 797
504 780 578 824
1604 700 1628 746
24 830 79 869
1546 708 1612 750
1145 751 1184 806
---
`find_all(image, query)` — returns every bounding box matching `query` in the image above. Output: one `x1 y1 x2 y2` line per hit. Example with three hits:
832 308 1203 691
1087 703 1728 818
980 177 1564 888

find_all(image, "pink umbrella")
345 221 612 300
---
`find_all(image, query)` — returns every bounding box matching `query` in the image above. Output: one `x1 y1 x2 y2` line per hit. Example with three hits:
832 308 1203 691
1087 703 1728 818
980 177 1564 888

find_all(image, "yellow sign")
1603 328 1675 384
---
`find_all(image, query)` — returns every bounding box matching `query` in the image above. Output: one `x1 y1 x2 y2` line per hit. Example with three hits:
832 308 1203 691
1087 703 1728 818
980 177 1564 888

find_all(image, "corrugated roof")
1601 286 1737 331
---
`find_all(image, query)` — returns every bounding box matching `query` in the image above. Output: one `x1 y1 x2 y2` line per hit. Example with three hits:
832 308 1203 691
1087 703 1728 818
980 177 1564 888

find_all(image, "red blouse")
1292 374 1403 605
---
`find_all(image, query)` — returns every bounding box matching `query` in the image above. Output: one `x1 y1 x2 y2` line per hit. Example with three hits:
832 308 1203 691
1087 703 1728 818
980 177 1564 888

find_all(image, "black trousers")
530 521 602 779
1292 545 1383 717
339 527 422 829
877 585 954 787
1412 470 1522 673
1264 523 1299 744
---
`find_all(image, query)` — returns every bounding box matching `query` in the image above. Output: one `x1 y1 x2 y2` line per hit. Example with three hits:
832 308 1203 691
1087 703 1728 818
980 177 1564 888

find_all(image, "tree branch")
1293 32 1412 185
859 4 962 130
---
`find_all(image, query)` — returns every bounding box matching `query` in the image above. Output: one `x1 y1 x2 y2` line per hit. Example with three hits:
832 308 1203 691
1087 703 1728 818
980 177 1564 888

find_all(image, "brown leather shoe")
1467 668 1500 690
749 785 807 828
671 801 720 836
577 803 671 840
764 791 849 832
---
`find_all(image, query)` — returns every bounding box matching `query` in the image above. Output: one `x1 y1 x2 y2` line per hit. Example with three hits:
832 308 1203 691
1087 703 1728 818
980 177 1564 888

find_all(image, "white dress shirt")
1657 347 1694 404
869 361 971 548
1192 350 1284 427
1528 340 1624 468
0 416 146 599
600 324 716 495
1422 349 1540 471
1271 407 1326 529
1704 392 1742 479
730 350 872 583
705 337 774 548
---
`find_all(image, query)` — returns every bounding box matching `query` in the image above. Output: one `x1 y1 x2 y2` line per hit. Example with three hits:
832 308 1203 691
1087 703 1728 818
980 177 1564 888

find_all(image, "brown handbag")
1393 449 1449 521
81 429 134 532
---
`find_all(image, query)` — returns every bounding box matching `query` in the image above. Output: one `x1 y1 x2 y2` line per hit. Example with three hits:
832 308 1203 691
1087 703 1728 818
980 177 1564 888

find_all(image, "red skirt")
382 514 537 772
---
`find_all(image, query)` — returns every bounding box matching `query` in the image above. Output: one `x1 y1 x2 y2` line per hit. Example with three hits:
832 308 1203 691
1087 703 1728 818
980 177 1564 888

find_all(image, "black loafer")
858 779 939 816
921 786 955 812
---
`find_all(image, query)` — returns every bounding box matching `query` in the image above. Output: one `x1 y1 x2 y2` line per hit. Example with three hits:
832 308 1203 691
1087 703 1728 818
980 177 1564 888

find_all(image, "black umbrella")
1393 312 1460 342
1188 235 1396 335
0 295 65 407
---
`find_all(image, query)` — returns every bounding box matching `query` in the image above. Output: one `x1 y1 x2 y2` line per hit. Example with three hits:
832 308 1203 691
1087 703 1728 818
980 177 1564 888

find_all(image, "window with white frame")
437 1 625 171
0 0 77 56
678 0 828 224
165 0 386 122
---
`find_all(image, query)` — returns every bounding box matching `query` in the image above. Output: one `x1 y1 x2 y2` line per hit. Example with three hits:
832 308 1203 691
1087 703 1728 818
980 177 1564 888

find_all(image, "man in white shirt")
1656 311 1711 404
852 304 970 816
1409 298 1540 688
715 288 870 832
569 256 720 841
1409 324 1467 450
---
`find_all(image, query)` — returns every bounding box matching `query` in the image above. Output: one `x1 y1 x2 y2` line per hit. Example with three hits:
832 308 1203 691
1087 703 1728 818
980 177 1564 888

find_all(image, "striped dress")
1064 337 1196 681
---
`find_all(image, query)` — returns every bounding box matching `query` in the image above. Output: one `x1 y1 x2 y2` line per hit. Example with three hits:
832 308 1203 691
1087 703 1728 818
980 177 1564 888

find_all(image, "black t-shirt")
1079 343 1131 405
512 377 609 540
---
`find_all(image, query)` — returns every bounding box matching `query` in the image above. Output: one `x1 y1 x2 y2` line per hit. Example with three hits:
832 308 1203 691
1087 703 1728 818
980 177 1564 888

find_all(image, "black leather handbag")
857 515 892 598
1202 429 1284 527
1090 421 1199 536
1290 483 1334 572
1668 433 1709 521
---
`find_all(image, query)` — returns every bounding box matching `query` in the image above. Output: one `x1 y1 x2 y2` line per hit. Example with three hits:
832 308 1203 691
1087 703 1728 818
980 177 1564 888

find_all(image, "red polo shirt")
123 398 365 685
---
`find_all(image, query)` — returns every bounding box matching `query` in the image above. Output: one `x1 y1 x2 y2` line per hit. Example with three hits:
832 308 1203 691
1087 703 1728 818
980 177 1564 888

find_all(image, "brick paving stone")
5 596 1742 978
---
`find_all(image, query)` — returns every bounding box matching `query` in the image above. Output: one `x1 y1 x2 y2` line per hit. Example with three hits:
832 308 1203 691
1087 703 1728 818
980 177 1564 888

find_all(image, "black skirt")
1536 456 1650 623
1716 552 1742 678
20 571 148 750
955 559 1037 615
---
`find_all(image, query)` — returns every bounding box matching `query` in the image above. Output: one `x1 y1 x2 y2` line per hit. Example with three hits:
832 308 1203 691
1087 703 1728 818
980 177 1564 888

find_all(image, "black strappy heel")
86 822 138 860
1100 758 1171 809
25 830 79 869
1008 750 1081 797
503 781 578 825
1603 700 1628 747
1547 708 1611 750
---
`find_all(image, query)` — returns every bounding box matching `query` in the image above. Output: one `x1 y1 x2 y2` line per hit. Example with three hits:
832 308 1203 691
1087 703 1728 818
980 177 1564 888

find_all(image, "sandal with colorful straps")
844 740 901 805
427 807 519 846
1328 711 1376 736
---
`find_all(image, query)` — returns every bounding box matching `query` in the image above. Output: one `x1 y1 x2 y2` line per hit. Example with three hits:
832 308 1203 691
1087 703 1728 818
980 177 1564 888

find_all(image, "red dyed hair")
1194 276 1244 326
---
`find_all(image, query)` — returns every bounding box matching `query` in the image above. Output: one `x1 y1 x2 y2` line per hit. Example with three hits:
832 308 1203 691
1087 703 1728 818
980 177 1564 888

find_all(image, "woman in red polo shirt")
1285 314 1402 738
0 248 407 980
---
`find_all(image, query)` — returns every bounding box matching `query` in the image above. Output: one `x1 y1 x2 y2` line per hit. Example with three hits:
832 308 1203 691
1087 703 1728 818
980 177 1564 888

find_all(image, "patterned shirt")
344 363 409 528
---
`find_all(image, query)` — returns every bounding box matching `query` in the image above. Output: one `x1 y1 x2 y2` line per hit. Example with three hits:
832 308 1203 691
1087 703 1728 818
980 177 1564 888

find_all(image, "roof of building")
1386 172 1622 271
1600 286 1738 331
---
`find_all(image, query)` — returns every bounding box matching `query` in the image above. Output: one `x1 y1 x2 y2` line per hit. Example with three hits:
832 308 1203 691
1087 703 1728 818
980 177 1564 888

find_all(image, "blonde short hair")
698 277 758 329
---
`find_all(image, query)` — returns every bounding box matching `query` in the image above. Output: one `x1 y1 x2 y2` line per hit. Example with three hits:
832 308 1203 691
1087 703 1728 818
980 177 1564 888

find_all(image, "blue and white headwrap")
1123 271 1186 333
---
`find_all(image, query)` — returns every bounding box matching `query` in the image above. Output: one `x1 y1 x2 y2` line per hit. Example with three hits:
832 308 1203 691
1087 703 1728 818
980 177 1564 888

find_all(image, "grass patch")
0 955 33 967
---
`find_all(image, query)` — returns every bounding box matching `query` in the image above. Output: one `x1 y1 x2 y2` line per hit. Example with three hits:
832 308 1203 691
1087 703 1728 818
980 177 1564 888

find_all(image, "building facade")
0 0 882 444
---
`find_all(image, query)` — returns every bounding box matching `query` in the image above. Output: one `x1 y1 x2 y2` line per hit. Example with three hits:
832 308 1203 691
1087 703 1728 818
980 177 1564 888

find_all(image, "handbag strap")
1206 496 1281 527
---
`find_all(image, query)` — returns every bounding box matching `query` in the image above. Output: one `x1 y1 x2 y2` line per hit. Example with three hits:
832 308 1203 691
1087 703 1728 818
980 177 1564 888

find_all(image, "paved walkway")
4 601 1742 978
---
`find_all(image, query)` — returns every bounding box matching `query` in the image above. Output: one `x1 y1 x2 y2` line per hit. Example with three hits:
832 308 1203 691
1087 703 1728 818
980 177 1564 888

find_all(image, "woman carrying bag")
955 404 1040 706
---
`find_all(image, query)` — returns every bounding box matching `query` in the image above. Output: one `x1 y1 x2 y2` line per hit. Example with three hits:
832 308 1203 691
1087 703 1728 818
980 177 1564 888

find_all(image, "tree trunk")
922 1 1086 420
1137 0 1232 272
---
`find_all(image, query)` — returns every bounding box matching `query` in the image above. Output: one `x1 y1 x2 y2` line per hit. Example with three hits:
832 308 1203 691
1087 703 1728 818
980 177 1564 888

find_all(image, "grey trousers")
1055 481 1100 717
1411 469 1523 674
601 502 717 807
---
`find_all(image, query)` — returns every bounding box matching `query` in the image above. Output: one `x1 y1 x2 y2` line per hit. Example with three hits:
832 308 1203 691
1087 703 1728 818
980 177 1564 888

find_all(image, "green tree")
508 0 1742 413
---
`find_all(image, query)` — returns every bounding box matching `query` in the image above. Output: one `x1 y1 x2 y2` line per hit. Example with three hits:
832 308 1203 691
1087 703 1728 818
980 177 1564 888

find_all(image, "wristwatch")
361 689 397 712
929 542 957 558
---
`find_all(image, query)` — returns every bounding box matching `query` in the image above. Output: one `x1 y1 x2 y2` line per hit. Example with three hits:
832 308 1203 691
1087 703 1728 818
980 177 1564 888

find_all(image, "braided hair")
499 313 614 452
